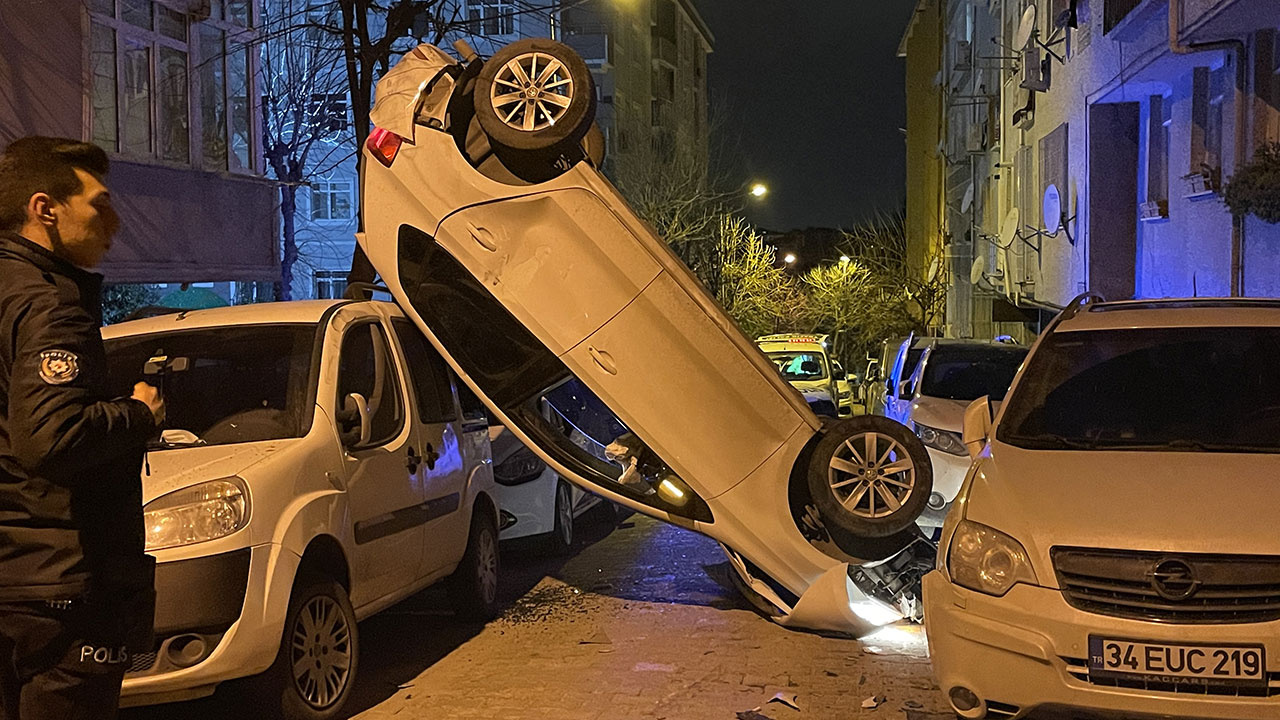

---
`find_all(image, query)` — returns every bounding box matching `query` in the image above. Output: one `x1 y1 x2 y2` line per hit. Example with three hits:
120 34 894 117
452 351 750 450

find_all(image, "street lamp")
839 255 851 264
749 182 769 199
783 252 797 265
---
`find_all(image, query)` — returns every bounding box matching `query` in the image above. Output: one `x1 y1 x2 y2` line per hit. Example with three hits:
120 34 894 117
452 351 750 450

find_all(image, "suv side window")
455 380 490 431
336 322 405 447
392 319 458 423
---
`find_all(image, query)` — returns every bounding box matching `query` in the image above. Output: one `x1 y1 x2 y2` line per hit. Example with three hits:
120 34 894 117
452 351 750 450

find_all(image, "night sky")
692 0 918 232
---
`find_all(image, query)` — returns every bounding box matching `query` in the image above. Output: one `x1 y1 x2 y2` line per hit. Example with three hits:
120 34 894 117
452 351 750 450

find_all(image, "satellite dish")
1015 4 1037 50
961 185 974 213
1043 183 1062 234
970 254 987 285
926 256 941 283
1001 210 1020 246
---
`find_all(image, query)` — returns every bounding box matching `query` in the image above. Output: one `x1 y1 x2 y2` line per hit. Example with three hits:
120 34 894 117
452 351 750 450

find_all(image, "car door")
389 317 473 575
332 310 425 608
884 333 915 423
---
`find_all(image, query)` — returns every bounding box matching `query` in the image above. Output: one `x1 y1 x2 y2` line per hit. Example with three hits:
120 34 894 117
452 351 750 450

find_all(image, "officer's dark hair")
0 137 110 234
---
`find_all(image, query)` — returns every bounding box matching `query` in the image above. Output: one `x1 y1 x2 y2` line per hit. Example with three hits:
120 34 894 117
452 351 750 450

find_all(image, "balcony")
651 36 677 67
564 28 612 66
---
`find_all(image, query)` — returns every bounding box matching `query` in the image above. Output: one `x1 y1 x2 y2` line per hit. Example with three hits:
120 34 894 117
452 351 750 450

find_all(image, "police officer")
0 137 165 719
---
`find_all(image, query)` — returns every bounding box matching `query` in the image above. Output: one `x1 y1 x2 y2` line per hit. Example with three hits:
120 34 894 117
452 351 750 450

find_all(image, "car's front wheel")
806 416 933 538
545 479 575 555
474 38 596 154
246 579 358 720
449 510 501 621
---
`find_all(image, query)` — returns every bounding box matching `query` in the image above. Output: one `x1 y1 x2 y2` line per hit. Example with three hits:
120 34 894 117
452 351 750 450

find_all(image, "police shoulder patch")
38 350 80 385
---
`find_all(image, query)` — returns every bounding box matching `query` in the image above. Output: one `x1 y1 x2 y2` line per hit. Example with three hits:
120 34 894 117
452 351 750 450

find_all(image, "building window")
314 270 348 300
1147 94 1171 205
1103 0 1141 34
88 0 254 171
467 0 514 36
1191 65 1229 180
310 181 354 221
309 93 349 133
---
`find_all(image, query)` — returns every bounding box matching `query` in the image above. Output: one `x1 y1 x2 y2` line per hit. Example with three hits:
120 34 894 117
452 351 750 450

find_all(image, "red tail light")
366 127 403 167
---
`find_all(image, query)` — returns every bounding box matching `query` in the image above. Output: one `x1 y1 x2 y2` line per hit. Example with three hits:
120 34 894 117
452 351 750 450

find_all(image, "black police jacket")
0 233 156 602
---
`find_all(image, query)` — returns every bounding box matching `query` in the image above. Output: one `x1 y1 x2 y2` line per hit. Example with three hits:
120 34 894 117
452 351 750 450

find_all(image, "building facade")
280 0 713 301
903 0 1280 340
0 0 278 294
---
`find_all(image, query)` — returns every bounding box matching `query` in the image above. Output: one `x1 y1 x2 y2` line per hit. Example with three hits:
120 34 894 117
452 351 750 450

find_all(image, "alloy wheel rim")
290 595 352 710
478 526 499 604
556 484 573 547
827 432 916 519
490 52 574 132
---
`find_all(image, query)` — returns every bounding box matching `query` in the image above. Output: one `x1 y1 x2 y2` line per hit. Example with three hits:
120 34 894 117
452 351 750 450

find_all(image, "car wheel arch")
296 534 351 592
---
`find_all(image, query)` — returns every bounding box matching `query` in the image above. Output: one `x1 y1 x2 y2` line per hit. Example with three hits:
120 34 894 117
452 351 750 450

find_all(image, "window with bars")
1147 94 1171 205
313 270 348 300
1103 0 1142 34
467 0 515 36
310 181 354 221
88 0 255 171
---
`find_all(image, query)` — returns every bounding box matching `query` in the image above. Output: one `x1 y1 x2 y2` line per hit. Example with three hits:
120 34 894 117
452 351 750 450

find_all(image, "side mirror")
897 380 914 400
962 395 995 460
340 392 372 447
833 367 847 381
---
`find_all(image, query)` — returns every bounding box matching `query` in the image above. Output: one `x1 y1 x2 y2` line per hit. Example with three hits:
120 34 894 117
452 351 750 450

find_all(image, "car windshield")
998 327 1280 452
767 352 827 381
921 345 1028 401
105 324 319 449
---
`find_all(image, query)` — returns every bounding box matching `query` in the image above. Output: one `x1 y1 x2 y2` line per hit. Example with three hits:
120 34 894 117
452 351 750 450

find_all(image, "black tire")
449 510 501 621
475 38 596 153
244 580 359 720
544 479 575 556
806 416 932 538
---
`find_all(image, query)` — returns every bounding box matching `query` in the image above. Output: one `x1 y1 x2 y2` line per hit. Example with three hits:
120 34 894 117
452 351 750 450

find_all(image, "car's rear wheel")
475 39 596 154
545 479 575 555
245 580 358 720
449 510 500 621
806 416 932 538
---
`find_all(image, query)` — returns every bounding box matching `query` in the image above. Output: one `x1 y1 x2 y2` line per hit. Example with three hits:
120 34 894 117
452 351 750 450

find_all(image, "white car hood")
908 397 969 432
966 443 1280 588
141 440 298 504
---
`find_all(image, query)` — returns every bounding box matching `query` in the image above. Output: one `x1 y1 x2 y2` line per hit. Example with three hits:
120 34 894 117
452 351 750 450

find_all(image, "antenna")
969 254 987 286
961 185 974 213
1015 5 1037 50
1001 210 1020 248
926 257 942 284
1043 184 1063 235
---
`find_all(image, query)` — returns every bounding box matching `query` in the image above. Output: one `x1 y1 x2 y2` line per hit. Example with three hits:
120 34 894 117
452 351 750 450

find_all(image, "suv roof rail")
1040 292 1104 338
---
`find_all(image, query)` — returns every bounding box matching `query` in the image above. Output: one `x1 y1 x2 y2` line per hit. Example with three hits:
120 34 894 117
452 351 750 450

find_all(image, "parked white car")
926 295 1280 719
356 39 936 634
105 300 499 720
897 340 1027 530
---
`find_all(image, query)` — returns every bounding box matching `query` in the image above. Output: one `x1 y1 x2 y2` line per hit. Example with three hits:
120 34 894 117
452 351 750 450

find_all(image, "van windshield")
921 345 1027 401
998 327 1280 452
766 352 827 381
105 324 319 449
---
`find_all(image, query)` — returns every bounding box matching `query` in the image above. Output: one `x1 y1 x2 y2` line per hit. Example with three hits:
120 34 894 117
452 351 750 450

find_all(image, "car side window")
455 380 491 431
336 322 405 447
392 319 458 423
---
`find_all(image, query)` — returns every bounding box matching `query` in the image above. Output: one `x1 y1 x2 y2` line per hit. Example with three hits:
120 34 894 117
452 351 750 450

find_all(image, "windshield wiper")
148 429 207 450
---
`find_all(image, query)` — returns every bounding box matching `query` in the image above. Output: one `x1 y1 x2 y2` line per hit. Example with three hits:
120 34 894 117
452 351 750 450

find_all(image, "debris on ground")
767 692 800 711
735 708 774 720
861 694 884 709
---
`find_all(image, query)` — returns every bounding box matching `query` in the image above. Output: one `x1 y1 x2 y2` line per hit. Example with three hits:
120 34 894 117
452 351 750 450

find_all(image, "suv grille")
1052 548 1280 624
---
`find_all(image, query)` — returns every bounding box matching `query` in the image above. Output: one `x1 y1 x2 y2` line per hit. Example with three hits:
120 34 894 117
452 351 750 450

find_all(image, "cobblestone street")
126 510 950 719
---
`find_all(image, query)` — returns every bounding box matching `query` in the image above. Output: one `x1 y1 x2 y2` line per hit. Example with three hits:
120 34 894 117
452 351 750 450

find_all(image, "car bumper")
917 448 968 529
120 543 300 706
496 471 556 541
923 571 1280 719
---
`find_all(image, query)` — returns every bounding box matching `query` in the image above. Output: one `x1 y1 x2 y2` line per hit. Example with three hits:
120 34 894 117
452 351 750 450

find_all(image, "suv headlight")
947 520 1037 596
915 423 966 456
144 478 250 551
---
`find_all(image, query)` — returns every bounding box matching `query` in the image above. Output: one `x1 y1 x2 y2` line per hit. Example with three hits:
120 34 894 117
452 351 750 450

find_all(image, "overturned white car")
357 38 935 634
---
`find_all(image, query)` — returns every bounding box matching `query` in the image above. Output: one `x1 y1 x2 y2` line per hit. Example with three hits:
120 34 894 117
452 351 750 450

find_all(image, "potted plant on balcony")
1225 142 1280 224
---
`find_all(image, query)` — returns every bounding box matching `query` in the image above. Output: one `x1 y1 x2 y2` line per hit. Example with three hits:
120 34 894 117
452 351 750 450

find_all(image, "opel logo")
1148 558 1200 601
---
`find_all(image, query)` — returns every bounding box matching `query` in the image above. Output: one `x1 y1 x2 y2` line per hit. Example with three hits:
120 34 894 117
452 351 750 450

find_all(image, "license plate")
1088 636 1266 687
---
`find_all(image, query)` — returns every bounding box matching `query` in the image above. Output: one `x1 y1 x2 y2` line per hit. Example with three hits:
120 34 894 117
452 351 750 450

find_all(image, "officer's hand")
132 382 166 425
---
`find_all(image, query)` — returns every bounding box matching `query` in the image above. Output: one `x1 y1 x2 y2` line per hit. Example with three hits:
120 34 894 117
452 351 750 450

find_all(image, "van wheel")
449 511 500 621
545 480 575 555
806 416 932 538
247 580 358 720
475 38 596 154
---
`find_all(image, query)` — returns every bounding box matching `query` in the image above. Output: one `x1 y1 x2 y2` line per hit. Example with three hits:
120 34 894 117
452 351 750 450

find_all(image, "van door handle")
406 447 420 474
588 346 618 375
424 442 440 471
468 224 498 252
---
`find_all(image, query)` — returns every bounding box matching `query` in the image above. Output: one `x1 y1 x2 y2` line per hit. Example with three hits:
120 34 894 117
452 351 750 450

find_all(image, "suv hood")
966 443 1280 588
908 397 970 432
141 440 299 504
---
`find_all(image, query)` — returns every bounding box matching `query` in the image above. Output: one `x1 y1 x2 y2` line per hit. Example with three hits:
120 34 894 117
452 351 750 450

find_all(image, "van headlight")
915 423 966 456
947 520 1037 596
144 478 250 551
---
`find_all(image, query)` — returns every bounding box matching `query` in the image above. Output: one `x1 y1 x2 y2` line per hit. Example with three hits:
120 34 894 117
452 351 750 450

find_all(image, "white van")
104 300 499 720
755 334 843 417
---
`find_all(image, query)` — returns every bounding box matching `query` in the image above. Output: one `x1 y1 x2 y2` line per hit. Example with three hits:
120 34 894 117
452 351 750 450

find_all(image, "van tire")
244 579 359 720
806 416 932 538
449 511 500 621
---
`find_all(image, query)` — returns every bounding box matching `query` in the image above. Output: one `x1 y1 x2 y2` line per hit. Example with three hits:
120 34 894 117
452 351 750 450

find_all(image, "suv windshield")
767 352 827 381
999 327 1280 452
105 324 319 449
921 345 1028 401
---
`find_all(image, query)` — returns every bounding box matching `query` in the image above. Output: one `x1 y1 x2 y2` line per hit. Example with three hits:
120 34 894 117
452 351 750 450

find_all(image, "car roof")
102 300 404 339
1058 298 1280 332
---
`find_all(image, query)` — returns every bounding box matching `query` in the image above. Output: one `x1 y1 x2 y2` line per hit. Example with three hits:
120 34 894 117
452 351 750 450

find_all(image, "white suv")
104 300 499 720
925 295 1280 719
